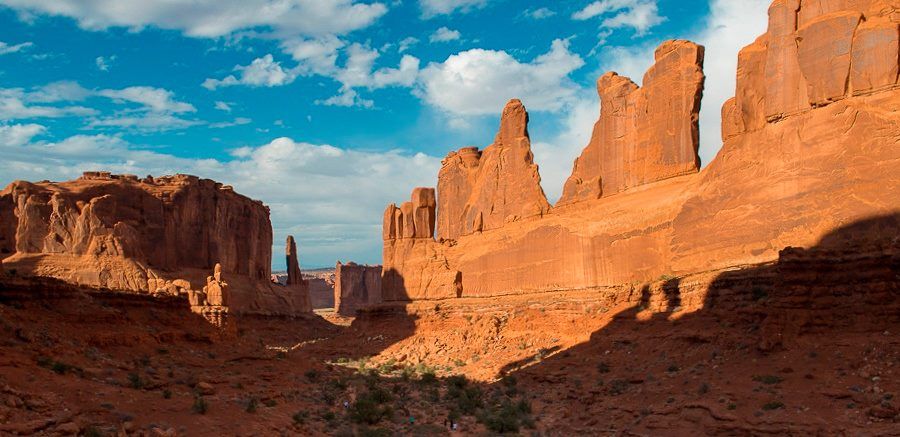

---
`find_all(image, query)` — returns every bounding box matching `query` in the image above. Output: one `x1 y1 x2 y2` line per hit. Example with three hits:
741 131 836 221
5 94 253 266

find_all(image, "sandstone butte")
334 262 383 316
0 172 311 316
0 0 898 314
383 0 900 302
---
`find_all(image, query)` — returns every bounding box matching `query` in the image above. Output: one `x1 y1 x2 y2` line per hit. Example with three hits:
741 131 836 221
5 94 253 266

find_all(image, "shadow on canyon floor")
491 212 900 434
0 214 897 435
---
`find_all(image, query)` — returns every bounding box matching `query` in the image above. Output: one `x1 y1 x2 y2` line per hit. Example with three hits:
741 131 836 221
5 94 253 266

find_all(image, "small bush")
349 398 393 425
609 379 629 396
418 371 437 385
82 426 103 437
477 399 534 433
246 397 258 413
128 373 145 390
305 369 319 381
162 389 172 399
761 401 784 411
358 426 392 437
667 364 679 373
292 411 309 425
264 399 277 408
446 378 483 415
192 396 208 414
753 375 783 385
597 362 610 373
751 286 768 301
698 382 709 395
38 356 78 375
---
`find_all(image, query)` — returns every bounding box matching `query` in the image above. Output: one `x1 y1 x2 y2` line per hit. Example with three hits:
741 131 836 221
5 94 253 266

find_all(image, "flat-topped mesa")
334 261 383 316
0 172 309 315
722 0 899 140
436 99 550 241
383 187 437 241
558 40 705 205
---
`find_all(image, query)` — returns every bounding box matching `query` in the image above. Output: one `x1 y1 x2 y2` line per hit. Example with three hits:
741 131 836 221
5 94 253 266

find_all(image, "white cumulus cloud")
0 0 388 39
430 27 461 43
97 87 196 113
0 127 441 267
532 0 769 201
418 38 585 116
203 54 299 90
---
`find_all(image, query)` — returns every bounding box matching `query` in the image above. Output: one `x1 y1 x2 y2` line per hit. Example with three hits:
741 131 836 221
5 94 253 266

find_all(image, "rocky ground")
1 273 898 436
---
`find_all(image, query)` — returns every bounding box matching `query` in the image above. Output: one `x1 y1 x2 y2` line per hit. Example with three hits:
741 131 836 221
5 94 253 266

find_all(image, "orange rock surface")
559 40 705 204
436 99 550 241
334 262 382 316
382 0 900 302
0 173 310 315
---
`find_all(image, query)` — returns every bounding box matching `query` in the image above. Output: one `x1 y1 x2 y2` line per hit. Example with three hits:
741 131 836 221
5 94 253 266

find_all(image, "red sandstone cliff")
382 0 900 301
334 262 383 316
0 172 310 315
436 100 551 241
559 40 705 204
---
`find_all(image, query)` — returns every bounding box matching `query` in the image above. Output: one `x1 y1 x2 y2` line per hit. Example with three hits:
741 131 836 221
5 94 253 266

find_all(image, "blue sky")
0 0 769 269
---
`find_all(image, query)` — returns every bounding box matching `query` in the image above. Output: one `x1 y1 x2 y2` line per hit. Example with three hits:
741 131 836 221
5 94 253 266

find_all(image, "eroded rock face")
558 40 705 205
383 187 462 301
381 0 900 301
283 235 312 312
334 262 382 316
435 100 550 241
286 236 303 286
0 173 310 315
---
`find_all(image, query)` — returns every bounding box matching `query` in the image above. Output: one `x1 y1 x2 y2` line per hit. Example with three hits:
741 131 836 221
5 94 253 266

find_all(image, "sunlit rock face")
381 0 900 301
0 172 310 315
559 40 706 205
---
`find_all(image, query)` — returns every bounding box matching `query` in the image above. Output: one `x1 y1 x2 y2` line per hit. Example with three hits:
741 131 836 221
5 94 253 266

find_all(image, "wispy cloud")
0 40 33 55
419 0 490 18
572 0 665 35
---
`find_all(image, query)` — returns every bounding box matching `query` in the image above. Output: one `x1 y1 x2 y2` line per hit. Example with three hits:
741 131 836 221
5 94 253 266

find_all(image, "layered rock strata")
281 235 312 312
334 262 383 316
383 189 461 300
559 40 705 204
436 100 551 241
382 0 900 301
0 173 310 315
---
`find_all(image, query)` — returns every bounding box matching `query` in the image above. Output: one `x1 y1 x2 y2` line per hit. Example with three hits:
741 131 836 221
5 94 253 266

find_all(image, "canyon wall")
0 172 310 315
382 0 900 301
436 99 551 241
334 262 383 316
305 271 336 310
559 40 705 204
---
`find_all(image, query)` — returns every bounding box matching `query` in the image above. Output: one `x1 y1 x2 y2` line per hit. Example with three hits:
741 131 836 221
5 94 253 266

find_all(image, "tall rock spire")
434 99 550 241
286 235 302 286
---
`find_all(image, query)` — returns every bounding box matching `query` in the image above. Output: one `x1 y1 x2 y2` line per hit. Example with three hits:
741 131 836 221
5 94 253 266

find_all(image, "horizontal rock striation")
382 0 900 302
334 262 383 316
436 100 551 241
0 173 310 315
559 40 706 204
